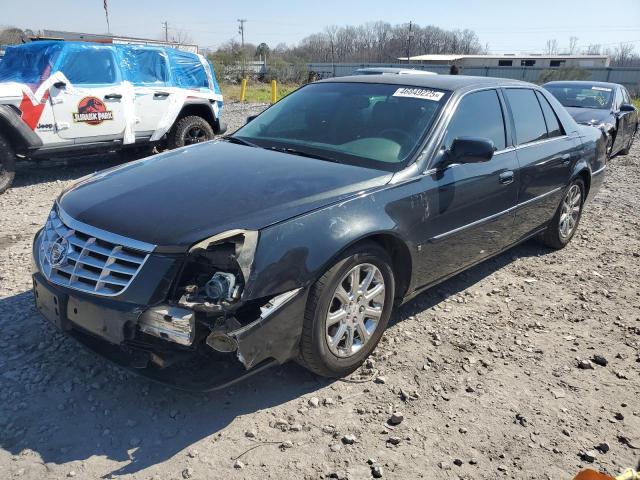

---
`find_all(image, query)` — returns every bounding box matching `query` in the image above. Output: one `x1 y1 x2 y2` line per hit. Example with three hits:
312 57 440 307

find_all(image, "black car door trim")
428 186 562 243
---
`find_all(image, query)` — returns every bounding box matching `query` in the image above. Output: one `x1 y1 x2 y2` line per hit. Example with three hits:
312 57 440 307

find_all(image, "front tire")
540 178 585 249
0 133 16 194
299 242 395 378
166 115 215 149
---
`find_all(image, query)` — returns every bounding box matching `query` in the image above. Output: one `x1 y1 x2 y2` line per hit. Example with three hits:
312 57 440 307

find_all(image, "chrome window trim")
57 202 156 253
428 186 563 242
514 134 569 150
592 165 606 175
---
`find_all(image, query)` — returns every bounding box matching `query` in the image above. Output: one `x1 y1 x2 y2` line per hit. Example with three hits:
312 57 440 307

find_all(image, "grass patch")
220 82 301 103
633 98 640 109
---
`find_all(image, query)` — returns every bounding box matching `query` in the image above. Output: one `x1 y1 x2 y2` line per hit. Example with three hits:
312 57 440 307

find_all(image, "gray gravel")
1 111 639 479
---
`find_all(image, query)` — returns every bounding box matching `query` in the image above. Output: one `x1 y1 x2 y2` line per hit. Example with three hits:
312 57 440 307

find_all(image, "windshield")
0 42 62 90
545 84 613 110
233 82 449 171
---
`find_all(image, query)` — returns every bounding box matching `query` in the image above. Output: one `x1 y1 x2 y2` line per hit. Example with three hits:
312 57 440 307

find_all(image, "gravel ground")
0 103 638 480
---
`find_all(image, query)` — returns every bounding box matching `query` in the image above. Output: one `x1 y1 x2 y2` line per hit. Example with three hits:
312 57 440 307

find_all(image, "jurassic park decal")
73 97 114 125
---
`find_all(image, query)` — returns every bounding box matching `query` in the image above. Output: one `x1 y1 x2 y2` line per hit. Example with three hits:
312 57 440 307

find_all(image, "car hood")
59 141 393 251
564 107 613 126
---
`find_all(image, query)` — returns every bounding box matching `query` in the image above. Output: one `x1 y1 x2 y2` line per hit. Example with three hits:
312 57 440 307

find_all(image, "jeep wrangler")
0 41 226 193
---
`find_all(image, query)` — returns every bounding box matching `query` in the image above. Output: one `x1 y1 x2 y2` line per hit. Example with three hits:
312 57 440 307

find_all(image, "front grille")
38 207 155 296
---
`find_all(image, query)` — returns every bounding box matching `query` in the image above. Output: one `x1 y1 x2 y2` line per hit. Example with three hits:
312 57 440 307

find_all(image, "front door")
412 89 519 287
50 45 126 142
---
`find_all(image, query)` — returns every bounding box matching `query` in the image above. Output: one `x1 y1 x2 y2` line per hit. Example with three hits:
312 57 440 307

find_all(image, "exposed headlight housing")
174 230 259 309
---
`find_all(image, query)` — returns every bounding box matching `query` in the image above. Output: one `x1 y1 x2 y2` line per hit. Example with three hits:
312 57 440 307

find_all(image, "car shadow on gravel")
0 239 551 477
0 291 327 477
391 238 552 324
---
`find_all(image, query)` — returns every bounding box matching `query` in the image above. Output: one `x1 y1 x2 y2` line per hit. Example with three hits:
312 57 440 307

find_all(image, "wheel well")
577 169 591 198
356 233 412 301
177 103 217 129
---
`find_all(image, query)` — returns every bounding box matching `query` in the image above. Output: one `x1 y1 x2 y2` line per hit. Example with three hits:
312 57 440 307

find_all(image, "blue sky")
2 0 639 53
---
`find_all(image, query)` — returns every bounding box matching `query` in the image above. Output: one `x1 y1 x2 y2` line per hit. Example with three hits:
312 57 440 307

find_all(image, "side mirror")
443 137 495 167
53 81 67 89
246 115 258 124
620 103 636 112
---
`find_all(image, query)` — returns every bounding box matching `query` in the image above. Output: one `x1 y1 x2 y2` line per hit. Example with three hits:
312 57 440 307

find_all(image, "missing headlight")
173 230 258 309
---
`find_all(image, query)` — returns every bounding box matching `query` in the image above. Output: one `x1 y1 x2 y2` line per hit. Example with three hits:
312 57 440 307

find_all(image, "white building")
399 54 610 68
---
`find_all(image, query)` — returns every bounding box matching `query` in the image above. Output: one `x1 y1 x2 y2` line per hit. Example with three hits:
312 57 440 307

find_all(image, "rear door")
128 48 172 138
505 88 575 240
413 88 520 286
50 45 126 142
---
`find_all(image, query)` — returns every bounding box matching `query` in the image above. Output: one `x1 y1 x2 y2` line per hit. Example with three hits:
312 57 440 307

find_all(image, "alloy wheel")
325 263 385 358
184 126 208 145
559 184 582 240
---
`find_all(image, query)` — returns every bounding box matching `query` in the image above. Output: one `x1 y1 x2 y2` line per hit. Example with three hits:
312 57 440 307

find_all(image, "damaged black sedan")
32 76 607 390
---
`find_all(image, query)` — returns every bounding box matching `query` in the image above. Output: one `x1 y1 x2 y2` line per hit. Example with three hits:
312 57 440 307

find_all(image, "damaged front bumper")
32 231 308 391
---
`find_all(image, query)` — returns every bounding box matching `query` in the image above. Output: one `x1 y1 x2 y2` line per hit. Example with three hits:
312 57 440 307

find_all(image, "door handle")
154 91 170 98
561 153 571 163
104 93 122 100
499 171 514 185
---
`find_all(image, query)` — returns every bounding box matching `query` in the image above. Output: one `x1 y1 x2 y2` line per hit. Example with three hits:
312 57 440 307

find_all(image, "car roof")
543 80 622 89
320 74 533 91
355 67 435 75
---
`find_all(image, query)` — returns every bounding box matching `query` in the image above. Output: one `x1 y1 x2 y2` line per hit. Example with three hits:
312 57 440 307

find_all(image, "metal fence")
307 62 640 93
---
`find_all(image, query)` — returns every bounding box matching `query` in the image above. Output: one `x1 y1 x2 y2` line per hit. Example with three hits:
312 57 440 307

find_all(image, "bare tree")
584 44 602 55
612 42 636 66
0 27 32 44
544 39 558 55
568 36 579 55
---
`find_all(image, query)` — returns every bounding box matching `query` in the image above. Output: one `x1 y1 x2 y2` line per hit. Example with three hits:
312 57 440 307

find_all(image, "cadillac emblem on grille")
46 236 69 267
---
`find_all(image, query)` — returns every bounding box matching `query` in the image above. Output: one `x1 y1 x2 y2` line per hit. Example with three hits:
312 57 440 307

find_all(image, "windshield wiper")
270 146 339 163
224 135 261 148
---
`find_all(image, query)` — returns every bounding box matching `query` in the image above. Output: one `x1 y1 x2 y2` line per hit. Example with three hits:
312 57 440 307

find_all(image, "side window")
130 49 169 85
61 48 117 85
170 52 209 89
444 89 506 151
504 89 547 145
535 91 563 138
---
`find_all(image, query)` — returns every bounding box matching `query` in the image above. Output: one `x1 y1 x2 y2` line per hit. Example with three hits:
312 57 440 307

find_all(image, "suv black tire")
540 178 585 249
0 133 16 194
298 242 395 378
167 115 215 149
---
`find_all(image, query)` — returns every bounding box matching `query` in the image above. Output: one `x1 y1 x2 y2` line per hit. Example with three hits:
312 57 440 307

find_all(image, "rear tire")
166 116 215 149
539 178 585 249
298 242 395 378
0 133 16 195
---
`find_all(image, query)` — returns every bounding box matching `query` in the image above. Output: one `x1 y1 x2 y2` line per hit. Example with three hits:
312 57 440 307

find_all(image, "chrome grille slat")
38 207 154 297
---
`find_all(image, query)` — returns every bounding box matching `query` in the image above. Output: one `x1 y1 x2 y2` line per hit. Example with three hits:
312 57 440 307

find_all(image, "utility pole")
237 19 247 78
162 21 168 42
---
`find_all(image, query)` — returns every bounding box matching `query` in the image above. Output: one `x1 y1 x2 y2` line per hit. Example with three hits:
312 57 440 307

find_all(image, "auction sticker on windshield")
393 87 445 101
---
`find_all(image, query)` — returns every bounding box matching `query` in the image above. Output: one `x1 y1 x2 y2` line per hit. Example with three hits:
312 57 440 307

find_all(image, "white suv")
0 41 225 193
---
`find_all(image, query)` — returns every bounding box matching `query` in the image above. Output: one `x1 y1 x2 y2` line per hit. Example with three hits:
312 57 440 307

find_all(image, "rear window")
169 51 209 89
505 89 547 145
535 91 563 139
